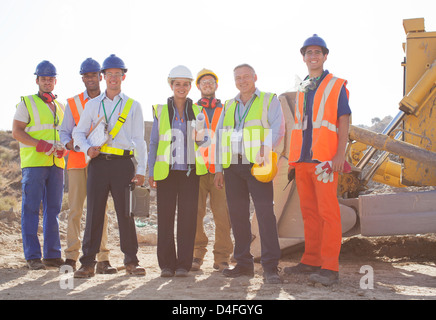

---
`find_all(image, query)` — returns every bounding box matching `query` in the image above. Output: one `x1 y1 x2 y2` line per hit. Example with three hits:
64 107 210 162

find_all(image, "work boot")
62 259 77 271
160 268 175 277
42 258 64 268
222 264 254 278
27 259 46 270
308 269 339 286
191 258 203 271
213 262 229 272
96 261 117 274
263 268 283 284
74 265 95 278
125 263 146 276
283 263 321 275
175 268 189 277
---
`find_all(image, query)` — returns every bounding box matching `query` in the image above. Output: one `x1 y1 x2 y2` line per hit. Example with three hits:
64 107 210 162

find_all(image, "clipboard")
84 117 109 163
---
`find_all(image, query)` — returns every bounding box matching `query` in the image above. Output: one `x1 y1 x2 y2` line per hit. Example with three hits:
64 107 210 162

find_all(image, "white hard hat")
168 65 194 85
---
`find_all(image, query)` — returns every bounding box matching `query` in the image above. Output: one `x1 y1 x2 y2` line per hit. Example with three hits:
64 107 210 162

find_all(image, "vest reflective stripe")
67 93 87 126
289 74 348 163
152 103 207 181
221 92 274 168
19 95 65 169
100 98 135 156
66 93 89 169
198 106 222 173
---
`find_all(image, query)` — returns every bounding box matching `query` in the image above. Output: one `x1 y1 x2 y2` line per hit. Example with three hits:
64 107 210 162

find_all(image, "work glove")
54 142 68 158
315 161 334 183
315 160 352 183
36 140 55 156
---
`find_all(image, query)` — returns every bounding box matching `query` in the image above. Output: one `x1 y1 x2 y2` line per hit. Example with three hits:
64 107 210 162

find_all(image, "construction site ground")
0 200 436 301
0 130 436 302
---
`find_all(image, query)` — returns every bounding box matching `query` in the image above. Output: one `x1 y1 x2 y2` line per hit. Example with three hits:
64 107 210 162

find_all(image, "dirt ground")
0 196 436 302
1 129 436 303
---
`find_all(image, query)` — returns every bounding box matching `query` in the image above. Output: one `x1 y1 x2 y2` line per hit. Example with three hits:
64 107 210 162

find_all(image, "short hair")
233 63 256 75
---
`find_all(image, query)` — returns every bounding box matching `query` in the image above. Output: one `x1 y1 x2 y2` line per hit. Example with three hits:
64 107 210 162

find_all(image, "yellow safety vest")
18 94 65 169
100 98 135 156
152 103 207 180
221 91 274 168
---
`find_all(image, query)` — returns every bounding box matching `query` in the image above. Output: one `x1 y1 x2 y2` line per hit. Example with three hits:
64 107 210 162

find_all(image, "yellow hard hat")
196 68 219 85
251 151 278 183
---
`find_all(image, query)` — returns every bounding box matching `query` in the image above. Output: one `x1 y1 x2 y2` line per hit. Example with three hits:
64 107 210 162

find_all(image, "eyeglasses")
200 79 216 86
105 72 124 78
305 50 324 57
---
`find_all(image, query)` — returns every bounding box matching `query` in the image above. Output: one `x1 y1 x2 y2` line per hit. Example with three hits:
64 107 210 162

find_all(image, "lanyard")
237 95 255 123
101 98 122 123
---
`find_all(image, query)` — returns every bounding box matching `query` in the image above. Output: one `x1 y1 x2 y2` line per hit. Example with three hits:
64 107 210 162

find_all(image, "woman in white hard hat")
148 65 208 277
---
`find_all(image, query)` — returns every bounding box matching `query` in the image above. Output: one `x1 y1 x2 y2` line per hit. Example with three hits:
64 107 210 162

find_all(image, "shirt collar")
235 88 260 103
98 91 126 102
83 90 90 101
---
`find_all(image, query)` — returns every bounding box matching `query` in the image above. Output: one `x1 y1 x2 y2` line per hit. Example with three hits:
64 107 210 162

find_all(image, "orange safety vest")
198 106 222 174
66 92 88 169
289 73 348 164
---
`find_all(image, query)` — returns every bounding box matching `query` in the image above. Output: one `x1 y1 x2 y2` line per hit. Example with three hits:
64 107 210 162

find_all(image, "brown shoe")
191 258 203 271
74 265 95 278
96 261 117 274
125 263 146 276
27 259 46 270
42 258 65 268
62 259 77 271
213 262 229 272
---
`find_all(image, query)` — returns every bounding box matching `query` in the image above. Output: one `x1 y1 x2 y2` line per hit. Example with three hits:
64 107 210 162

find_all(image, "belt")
96 153 134 161
100 145 134 157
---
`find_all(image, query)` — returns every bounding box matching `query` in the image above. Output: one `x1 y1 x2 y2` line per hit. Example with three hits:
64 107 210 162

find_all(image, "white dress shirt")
73 91 147 175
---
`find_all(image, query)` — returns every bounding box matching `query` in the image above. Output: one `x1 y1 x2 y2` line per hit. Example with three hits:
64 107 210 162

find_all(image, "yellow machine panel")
401 18 436 186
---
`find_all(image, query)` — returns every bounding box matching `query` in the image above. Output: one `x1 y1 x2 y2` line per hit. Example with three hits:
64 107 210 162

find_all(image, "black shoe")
42 258 65 268
27 259 46 270
263 268 282 284
222 264 254 278
175 268 189 277
308 269 339 286
283 263 321 275
160 268 175 277
96 261 118 274
62 259 77 271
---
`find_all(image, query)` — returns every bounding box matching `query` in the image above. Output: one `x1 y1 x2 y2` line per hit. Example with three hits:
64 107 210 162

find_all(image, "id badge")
231 130 243 142
302 115 308 131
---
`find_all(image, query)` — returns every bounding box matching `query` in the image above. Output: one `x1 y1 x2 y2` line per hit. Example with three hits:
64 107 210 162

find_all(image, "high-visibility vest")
66 92 88 169
221 91 274 168
18 94 65 169
152 103 207 181
99 98 135 156
288 73 349 163
198 105 223 174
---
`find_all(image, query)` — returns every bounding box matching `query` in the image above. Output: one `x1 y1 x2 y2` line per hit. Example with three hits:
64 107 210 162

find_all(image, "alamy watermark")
359 265 374 289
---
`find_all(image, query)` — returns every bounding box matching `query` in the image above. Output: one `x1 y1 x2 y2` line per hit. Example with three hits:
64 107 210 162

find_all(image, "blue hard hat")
101 54 127 73
80 58 101 75
300 34 329 55
34 60 57 77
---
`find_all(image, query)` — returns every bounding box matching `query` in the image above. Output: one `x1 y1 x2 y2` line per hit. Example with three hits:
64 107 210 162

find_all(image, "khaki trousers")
194 173 233 264
65 167 110 262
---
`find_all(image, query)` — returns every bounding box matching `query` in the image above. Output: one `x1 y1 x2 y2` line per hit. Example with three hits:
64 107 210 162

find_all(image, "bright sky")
1 0 435 130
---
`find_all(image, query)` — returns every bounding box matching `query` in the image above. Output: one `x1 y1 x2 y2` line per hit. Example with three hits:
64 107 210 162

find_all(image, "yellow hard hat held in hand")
251 151 278 183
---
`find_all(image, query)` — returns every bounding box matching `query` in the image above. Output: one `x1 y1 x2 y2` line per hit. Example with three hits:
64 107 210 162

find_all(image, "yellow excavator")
251 17 436 257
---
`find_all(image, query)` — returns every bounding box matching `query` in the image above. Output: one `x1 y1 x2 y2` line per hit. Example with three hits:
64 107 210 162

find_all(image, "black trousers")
80 156 139 266
156 170 200 271
224 162 281 271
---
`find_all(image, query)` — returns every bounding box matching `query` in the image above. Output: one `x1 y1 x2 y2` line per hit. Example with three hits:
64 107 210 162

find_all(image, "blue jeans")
21 166 64 260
